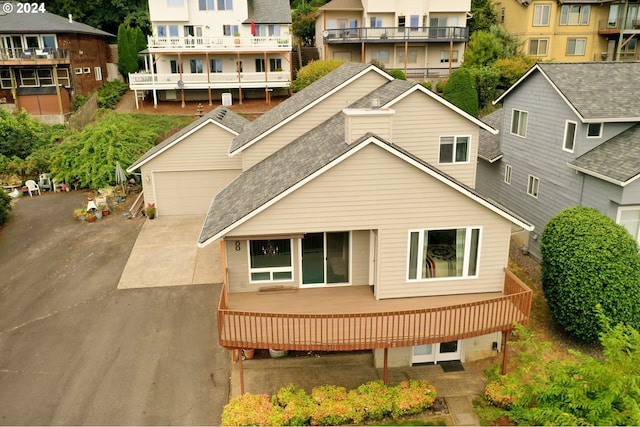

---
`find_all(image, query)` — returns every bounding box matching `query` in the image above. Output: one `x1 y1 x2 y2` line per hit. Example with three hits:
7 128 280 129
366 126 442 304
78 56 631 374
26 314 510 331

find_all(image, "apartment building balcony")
146 35 292 53
217 269 531 352
598 19 640 35
128 70 291 90
323 26 469 44
0 48 70 65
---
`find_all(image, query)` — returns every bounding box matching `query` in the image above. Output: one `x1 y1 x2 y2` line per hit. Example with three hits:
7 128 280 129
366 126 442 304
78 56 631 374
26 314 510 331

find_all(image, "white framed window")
249 239 293 282
217 0 232 10
587 122 603 138
0 69 12 89
94 66 102 81
37 69 53 86
527 175 539 198
157 25 167 37
566 38 586 55
617 206 640 243
190 59 203 73
255 58 265 72
398 49 418 64
223 24 239 36
269 58 282 71
371 50 390 64
533 4 551 26
170 60 179 74
169 25 179 37
439 136 470 164
560 5 590 25
210 59 222 73
529 38 548 56
511 109 528 137
407 227 481 281
440 50 459 63
398 16 406 30
19 69 37 86
504 164 512 185
410 15 419 30
563 120 577 152
83 67 91 74
74 68 83 75
199 0 214 10
370 16 383 27
57 68 70 87
42 35 56 49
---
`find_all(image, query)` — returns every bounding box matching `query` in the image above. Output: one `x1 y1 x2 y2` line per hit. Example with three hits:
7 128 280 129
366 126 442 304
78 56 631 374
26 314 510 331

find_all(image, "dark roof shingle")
478 109 503 162
0 5 113 37
245 0 292 23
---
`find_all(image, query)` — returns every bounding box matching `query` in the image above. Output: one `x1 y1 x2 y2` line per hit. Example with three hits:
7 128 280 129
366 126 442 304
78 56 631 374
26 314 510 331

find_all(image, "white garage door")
154 170 240 216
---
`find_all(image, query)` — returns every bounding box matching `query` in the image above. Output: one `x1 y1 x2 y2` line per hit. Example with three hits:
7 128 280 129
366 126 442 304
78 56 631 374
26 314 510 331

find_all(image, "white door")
412 340 462 364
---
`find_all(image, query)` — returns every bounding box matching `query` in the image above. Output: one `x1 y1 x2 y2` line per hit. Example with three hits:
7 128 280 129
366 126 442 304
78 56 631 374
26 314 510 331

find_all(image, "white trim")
438 135 472 164
228 65 394 156
198 136 534 247
565 162 640 187
562 120 577 153
247 238 294 283
527 175 540 198
127 118 241 172
510 108 528 138
504 164 512 185
586 122 603 139
298 231 352 287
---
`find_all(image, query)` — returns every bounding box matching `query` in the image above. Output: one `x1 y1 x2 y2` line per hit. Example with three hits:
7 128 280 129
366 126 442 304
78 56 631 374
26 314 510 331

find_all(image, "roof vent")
216 109 227 120
68 14 73 23
371 98 380 109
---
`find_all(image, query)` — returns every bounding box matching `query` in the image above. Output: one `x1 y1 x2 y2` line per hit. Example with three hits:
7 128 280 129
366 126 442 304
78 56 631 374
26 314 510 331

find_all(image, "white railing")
128 71 291 88
147 35 292 51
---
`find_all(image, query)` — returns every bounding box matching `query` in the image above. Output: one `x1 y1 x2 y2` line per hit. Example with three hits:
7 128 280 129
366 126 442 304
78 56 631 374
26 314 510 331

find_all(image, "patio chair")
25 180 41 197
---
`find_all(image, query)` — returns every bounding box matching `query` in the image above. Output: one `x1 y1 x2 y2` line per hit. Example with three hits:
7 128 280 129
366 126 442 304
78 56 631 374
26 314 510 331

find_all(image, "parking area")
0 192 228 425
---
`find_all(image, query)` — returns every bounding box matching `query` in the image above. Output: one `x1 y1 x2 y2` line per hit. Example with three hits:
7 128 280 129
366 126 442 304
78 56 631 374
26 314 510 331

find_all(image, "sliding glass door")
302 232 349 286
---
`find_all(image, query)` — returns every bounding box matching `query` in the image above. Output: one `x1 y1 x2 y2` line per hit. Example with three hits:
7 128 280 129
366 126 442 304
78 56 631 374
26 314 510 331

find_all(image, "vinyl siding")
229 143 513 299
241 70 389 170
391 91 479 187
141 123 240 205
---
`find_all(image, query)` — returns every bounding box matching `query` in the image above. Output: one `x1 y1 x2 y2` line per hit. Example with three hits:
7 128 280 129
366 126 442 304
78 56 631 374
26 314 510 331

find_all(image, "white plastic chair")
25 180 41 197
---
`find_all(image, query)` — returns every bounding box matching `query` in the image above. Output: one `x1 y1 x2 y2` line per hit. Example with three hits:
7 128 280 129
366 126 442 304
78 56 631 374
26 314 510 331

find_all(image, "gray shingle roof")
199 79 526 244
229 63 388 153
127 106 249 172
536 62 640 120
568 123 640 185
319 0 364 11
0 5 114 37
478 109 503 162
244 0 292 24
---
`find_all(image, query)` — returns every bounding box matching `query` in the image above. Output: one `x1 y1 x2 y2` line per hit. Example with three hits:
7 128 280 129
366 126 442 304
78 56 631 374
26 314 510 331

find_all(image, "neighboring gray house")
476 62 640 259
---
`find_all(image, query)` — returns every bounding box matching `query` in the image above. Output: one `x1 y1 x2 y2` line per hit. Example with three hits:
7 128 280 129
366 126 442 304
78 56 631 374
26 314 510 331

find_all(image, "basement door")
301 232 350 286
412 340 462 364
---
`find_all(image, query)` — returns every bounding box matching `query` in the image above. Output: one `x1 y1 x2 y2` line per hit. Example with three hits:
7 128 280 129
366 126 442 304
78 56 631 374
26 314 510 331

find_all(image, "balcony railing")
323 26 468 43
598 19 640 33
128 71 291 89
0 48 70 64
146 35 292 52
217 269 532 351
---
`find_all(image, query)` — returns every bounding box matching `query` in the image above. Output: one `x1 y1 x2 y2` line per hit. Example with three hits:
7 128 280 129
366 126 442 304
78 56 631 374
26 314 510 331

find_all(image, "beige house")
189 63 533 389
314 0 471 78
126 107 248 216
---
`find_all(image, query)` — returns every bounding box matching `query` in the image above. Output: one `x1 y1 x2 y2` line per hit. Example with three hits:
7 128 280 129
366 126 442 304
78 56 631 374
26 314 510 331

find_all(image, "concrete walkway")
118 215 222 289
230 352 485 426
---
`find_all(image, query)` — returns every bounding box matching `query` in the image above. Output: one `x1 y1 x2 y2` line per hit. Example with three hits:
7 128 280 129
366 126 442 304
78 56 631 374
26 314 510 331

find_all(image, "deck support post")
237 349 245 395
383 348 389 385
501 330 509 375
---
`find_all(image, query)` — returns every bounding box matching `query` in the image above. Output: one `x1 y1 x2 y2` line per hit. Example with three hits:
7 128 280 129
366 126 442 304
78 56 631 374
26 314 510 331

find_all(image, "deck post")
237 349 245 394
383 348 389 385
501 330 509 375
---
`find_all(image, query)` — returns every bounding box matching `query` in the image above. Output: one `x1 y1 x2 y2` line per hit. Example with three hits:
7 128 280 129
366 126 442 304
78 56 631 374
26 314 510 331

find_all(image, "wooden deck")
218 270 532 351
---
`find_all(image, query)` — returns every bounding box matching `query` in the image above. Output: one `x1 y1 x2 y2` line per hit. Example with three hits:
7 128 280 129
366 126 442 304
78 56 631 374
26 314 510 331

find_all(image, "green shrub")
275 385 314 426
387 69 407 80
349 380 394 422
443 68 479 116
290 59 345 92
435 80 445 93
467 66 500 112
392 380 437 418
541 206 640 342
0 188 11 226
221 393 284 426
422 81 433 91
72 94 90 110
97 81 128 109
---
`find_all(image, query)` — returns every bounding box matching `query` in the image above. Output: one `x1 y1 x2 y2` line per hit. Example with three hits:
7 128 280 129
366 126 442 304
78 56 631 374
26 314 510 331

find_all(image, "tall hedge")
541 206 640 342
290 59 345 92
443 68 479 117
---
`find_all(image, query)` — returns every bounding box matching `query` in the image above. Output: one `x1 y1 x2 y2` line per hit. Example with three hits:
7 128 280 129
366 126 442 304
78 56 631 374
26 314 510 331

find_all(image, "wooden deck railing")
217 269 531 351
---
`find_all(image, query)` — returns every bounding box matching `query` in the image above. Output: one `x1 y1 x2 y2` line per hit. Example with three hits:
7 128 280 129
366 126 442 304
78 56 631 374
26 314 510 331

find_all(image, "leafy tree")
290 0 328 47
493 56 536 89
49 111 193 189
468 0 498 35
117 25 139 76
290 59 345 92
541 206 640 342
387 69 406 80
0 109 50 159
45 0 150 35
463 25 522 68
484 319 640 426
467 66 500 112
443 68 478 116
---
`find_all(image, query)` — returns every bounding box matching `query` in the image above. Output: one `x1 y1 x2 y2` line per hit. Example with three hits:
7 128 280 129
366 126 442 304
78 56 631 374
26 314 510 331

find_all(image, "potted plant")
99 204 109 217
234 31 241 45
86 211 96 223
145 203 156 219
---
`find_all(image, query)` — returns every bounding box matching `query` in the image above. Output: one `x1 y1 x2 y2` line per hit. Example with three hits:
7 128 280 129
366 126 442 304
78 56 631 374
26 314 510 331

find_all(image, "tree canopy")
290 59 345 92
443 68 479 117
45 0 150 35
468 0 498 35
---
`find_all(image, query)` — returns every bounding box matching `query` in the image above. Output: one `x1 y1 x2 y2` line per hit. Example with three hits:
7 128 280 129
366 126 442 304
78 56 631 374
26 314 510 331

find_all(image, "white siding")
229 143 513 299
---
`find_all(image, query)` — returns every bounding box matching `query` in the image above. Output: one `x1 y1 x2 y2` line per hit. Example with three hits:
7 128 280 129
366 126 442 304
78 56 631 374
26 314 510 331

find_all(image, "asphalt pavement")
0 191 227 425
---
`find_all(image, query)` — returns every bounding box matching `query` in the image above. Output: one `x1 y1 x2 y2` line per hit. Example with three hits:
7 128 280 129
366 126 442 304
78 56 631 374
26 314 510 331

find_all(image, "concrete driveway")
118 215 221 289
0 192 228 425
